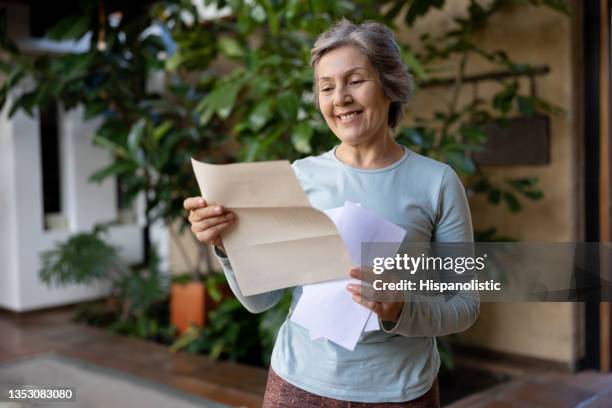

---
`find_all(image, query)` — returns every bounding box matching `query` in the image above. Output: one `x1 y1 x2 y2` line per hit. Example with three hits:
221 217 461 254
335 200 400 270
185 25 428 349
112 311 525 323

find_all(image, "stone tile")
0 308 268 408
0 347 14 363
495 379 594 408
6 307 612 408
169 375 263 407
569 371 612 394
477 397 539 408
582 390 612 408
445 392 494 408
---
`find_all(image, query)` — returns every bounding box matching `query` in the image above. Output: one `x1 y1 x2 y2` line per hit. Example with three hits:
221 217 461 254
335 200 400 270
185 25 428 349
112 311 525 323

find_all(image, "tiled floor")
0 307 268 407
446 367 612 408
2 307 612 407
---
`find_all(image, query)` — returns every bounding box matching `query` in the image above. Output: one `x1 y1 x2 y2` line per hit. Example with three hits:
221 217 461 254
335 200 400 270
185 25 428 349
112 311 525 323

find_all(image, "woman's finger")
349 267 378 284
347 283 374 300
189 205 226 222
347 283 377 301
195 221 234 244
191 213 235 233
351 294 383 315
348 283 405 303
184 197 206 211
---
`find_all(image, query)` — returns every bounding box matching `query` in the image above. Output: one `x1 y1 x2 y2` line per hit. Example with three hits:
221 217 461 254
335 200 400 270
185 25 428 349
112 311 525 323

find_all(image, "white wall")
0 99 20 310
0 2 170 312
0 102 146 312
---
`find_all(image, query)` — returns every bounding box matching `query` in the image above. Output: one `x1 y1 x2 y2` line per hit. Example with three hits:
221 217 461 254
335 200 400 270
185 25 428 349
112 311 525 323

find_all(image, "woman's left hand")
347 268 404 323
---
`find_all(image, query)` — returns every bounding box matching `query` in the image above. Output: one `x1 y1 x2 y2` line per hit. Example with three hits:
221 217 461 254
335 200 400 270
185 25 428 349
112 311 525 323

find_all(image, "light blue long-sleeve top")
214 145 479 403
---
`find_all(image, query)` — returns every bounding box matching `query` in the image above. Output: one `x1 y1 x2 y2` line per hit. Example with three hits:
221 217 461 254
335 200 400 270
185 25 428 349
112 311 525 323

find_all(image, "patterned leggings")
262 369 440 408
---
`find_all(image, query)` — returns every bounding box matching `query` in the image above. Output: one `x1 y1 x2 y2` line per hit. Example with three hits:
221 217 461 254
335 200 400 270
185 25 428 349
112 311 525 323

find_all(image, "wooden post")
599 0 612 373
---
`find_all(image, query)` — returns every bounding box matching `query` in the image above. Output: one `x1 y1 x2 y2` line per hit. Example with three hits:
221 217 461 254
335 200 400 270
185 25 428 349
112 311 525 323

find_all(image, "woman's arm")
214 247 285 313
381 166 480 337
380 289 479 337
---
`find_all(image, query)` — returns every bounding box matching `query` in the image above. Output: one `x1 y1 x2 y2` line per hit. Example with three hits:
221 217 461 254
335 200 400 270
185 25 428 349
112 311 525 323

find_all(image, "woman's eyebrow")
318 66 369 81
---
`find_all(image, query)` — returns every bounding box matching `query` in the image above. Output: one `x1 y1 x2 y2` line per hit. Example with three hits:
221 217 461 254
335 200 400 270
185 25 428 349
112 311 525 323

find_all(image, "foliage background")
0 0 568 367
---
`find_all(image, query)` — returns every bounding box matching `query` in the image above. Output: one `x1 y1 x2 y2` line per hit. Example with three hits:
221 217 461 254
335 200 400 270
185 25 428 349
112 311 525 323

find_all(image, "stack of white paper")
290 202 407 350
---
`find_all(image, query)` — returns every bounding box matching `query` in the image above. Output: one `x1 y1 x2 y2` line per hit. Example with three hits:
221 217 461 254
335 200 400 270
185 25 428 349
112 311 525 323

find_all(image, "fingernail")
198 199 204 206
227 213 234 219
215 206 222 213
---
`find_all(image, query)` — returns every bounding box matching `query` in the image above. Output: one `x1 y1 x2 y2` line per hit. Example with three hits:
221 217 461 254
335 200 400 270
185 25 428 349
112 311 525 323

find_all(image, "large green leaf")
443 151 476 174
291 122 313 154
9 90 39 117
277 91 299 121
46 15 92 41
153 120 173 142
406 0 445 26
198 80 243 124
492 81 519 114
459 126 487 143
127 119 147 158
218 36 244 59
248 99 274 131
503 192 522 212
89 161 138 183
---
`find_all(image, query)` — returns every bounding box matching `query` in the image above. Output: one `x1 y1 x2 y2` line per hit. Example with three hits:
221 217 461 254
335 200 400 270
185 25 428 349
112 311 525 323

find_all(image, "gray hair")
310 19 412 131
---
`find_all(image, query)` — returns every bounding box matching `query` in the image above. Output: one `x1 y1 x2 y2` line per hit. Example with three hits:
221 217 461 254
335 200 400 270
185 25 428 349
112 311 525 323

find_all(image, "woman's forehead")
315 46 374 79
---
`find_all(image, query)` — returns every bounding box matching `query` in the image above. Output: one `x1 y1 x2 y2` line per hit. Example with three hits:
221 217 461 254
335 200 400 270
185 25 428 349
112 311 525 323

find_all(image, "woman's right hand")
183 196 235 255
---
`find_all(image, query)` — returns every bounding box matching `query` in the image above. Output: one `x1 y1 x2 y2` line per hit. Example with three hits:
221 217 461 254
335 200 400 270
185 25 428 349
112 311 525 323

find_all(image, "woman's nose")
333 86 353 106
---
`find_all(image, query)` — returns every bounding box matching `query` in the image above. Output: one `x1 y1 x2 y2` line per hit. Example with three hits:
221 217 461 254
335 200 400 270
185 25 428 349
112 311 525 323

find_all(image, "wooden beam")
599 0 612 373
601 2 612 244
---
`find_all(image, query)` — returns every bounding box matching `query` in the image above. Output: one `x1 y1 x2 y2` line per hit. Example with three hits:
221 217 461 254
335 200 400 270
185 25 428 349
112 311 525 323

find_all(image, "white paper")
364 312 380 332
291 202 406 350
310 290 381 340
292 278 371 350
337 201 407 265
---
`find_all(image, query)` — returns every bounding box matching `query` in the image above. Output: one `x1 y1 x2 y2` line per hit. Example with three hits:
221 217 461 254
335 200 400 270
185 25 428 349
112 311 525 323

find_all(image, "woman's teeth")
339 112 360 121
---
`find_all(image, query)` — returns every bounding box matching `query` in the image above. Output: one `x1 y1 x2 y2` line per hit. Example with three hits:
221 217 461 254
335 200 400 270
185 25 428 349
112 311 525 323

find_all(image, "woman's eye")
320 87 333 92
349 80 364 85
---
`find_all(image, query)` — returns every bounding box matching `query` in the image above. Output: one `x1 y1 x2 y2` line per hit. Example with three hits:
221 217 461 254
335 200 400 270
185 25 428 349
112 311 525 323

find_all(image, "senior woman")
184 20 478 407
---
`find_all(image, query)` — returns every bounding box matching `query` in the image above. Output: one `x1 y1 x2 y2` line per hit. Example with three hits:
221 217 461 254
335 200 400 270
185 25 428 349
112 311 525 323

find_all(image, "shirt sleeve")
380 165 480 336
214 246 284 314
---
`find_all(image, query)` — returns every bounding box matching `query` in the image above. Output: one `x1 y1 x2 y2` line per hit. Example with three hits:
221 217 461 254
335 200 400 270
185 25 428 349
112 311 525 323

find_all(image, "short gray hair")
311 19 412 131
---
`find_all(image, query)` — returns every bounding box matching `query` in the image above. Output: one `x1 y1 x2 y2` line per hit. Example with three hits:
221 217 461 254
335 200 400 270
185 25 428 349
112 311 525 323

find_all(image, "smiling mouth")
336 110 363 122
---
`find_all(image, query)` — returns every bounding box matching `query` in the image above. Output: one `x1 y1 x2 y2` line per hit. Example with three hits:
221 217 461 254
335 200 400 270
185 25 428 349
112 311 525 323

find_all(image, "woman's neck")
336 133 404 169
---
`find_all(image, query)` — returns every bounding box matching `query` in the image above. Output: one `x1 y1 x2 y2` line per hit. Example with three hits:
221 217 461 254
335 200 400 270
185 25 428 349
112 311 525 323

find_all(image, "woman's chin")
335 132 377 146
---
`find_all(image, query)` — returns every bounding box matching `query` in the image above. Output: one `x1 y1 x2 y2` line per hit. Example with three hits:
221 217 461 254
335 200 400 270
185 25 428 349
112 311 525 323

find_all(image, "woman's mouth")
336 110 363 123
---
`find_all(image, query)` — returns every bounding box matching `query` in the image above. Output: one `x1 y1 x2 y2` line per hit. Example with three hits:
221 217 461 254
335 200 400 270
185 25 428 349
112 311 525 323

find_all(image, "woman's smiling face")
315 46 391 146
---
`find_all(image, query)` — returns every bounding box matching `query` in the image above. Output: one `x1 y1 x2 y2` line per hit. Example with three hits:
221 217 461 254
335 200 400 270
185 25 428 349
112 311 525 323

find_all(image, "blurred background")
0 0 611 406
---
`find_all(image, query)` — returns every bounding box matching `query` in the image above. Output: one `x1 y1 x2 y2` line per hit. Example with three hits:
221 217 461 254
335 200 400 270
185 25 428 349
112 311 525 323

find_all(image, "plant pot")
170 281 207 335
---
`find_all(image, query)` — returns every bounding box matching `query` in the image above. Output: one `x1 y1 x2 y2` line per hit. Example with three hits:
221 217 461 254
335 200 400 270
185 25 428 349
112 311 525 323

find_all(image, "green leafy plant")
159 0 566 239
40 224 126 286
170 274 291 366
39 224 169 325
171 297 263 364
390 0 568 237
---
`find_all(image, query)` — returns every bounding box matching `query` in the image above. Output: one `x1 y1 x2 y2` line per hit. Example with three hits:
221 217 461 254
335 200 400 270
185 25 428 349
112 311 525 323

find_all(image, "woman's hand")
347 268 404 323
183 196 235 254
